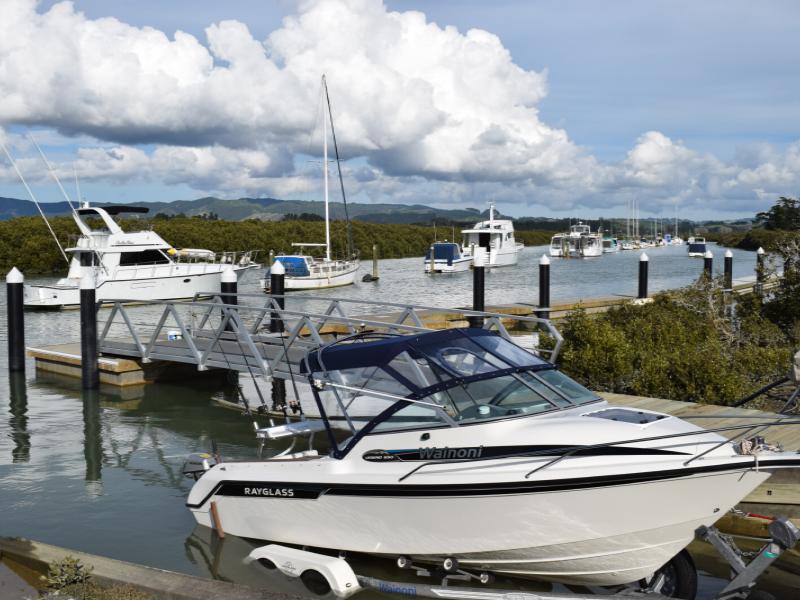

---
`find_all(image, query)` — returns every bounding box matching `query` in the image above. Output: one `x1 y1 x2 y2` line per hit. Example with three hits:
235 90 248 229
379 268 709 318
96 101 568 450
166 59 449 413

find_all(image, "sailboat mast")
323 81 331 262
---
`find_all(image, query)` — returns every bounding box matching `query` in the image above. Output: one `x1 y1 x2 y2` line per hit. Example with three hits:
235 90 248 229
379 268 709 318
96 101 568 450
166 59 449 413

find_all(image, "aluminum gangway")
97 292 563 382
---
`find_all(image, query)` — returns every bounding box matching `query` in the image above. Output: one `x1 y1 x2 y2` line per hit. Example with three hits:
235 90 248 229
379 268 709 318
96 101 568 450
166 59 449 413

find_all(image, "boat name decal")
361 444 691 462
214 482 322 499
243 487 295 497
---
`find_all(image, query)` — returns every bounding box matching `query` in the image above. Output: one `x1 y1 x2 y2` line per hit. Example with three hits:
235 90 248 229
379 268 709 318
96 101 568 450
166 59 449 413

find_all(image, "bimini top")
303 328 545 379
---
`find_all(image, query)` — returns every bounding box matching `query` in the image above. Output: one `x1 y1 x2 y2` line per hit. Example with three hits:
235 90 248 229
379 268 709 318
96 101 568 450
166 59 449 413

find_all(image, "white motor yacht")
687 236 707 257
262 75 359 292
23 204 258 309
424 242 472 273
549 222 602 257
461 203 523 267
185 328 799 586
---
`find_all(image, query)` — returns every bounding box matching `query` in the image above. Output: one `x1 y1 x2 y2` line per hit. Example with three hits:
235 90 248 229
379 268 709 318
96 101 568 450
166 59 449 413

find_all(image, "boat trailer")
246 517 800 600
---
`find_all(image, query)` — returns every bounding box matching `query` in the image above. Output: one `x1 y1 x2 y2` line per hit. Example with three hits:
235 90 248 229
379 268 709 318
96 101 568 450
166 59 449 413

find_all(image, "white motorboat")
602 236 619 253
24 204 258 309
424 242 472 273
461 203 523 267
261 76 359 292
549 222 602 258
687 236 707 257
184 328 800 586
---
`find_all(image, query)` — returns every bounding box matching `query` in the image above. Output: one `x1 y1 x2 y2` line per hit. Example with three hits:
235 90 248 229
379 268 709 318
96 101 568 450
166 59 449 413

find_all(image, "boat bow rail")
96 292 563 381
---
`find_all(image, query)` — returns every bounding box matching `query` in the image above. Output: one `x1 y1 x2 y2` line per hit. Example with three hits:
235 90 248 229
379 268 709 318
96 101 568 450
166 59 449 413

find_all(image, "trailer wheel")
257 557 276 570
301 569 332 596
648 550 697 600
442 557 459 573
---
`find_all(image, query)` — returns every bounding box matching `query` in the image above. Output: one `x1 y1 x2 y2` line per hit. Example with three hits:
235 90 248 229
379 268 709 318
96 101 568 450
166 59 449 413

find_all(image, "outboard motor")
181 452 218 481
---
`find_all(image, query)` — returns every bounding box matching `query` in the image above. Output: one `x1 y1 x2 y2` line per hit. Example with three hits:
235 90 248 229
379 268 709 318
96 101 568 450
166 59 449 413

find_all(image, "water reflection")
82 388 103 494
8 372 30 463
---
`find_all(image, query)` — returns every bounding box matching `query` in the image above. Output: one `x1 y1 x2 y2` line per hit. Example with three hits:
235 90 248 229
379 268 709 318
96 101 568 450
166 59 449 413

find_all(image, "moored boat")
185 328 800 586
424 242 472 273
24 204 258 309
460 203 523 267
687 236 707 257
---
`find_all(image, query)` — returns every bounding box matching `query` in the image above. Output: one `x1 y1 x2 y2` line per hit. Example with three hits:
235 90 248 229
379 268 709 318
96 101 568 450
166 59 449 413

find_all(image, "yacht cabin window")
118 249 171 266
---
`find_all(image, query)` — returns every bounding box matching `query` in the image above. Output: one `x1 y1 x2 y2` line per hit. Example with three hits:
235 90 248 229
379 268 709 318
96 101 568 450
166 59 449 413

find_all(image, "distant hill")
0 196 490 225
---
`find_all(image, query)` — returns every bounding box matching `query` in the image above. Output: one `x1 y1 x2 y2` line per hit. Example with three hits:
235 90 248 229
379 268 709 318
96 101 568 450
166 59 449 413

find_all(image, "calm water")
1 243 798 599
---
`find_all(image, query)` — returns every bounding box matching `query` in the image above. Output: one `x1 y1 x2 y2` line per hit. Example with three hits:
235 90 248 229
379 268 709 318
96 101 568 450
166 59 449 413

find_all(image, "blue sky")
2 0 799 219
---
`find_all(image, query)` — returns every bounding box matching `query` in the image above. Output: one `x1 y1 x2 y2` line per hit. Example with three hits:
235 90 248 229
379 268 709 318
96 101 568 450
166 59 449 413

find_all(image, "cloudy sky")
0 0 798 219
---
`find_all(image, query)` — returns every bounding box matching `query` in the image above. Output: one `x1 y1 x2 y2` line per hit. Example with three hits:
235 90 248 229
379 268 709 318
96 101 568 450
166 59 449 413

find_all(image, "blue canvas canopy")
425 242 461 262
273 256 310 277
301 328 546 384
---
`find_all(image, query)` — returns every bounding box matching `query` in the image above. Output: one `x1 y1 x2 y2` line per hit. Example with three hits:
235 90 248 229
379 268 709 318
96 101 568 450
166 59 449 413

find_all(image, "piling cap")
640 252 649 262
757 247 765 255
6 267 23 284
271 259 285 276
539 254 550 266
221 266 237 283
472 252 486 268
704 250 713 259
80 272 96 290
725 249 733 258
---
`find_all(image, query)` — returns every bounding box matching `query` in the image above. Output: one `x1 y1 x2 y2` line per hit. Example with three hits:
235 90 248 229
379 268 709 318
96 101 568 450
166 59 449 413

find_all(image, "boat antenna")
28 133 79 217
74 166 82 205
322 75 356 259
0 141 69 265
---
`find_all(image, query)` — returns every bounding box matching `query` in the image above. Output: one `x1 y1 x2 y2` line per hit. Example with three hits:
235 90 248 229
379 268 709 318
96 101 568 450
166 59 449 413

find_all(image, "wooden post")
6 267 25 372
269 260 285 333
80 273 99 389
724 250 733 291
538 254 550 319
638 252 649 299
755 247 765 296
469 251 486 328
372 244 379 280
703 250 713 279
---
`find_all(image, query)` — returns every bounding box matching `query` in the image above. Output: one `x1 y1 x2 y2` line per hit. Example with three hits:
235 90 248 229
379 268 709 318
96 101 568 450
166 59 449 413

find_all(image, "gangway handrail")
96 295 563 377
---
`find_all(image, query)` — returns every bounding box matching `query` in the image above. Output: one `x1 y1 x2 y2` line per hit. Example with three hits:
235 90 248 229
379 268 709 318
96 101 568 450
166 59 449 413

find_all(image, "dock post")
538 254 550 320
469 252 485 328
220 267 237 332
703 250 713 279
755 247 765 295
638 252 649 299
269 260 285 333
372 244 379 280
9 372 30 463
429 244 435 275
724 250 733 291
80 274 99 390
6 267 25 372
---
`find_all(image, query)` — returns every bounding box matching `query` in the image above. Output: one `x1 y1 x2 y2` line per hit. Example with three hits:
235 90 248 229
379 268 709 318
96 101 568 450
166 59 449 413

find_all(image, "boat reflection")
8 372 30 463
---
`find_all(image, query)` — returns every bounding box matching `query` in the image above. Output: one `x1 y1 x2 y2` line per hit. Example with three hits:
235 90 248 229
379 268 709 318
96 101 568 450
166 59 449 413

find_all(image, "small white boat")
461 202 523 267
424 242 472 273
687 236 707 257
620 239 636 251
602 236 619 253
24 204 258 309
185 328 800 587
549 233 568 257
261 76 359 292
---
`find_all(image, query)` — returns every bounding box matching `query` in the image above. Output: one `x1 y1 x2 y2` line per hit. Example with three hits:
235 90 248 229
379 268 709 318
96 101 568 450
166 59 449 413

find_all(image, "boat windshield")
303 329 599 457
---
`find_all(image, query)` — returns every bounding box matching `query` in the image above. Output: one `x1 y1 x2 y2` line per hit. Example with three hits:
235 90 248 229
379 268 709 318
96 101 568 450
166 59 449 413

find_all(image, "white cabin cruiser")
549 222 602 258
24 204 258 309
424 242 472 273
687 236 707 257
185 328 800 587
460 203 523 267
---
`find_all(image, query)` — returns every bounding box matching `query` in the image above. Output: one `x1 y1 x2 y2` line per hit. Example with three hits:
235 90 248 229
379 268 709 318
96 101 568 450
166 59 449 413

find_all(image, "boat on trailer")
24 203 258 309
185 328 800 587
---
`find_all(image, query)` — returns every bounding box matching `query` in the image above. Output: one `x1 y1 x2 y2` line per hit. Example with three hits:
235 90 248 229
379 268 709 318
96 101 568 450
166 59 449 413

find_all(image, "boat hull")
24 264 256 309
425 258 472 273
188 465 770 585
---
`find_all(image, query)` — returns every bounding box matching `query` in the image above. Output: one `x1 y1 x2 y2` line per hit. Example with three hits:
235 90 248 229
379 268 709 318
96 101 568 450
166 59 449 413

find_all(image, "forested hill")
0 195 489 224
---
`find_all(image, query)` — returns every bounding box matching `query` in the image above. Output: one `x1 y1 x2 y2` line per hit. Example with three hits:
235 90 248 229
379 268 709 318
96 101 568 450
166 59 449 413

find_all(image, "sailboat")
261 76 360 291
